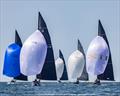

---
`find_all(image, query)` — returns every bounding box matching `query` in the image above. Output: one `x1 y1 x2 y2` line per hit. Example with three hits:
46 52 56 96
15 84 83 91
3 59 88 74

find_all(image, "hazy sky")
0 0 120 81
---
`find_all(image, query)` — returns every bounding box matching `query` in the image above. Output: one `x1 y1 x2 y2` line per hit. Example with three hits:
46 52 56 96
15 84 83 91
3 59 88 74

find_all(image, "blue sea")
0 82 120 96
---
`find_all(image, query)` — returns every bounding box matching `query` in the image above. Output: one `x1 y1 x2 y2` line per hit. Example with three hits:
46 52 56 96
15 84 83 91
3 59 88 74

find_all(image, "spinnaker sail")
86 36 109 76
20 29 47 76
55 56 64 81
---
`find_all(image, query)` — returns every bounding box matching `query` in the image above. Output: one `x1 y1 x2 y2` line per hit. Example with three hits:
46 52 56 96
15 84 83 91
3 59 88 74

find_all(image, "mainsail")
97 20 114 80
59 50 68 80
36 12 57 80
67 40 85 82
77 40 88 80
14 30 27 81
3 30 27 81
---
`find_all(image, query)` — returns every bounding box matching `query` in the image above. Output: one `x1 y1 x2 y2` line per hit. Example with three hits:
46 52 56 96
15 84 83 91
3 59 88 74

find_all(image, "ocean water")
0 82 120 96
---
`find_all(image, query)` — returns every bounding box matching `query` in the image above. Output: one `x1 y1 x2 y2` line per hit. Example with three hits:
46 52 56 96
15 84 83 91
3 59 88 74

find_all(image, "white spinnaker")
86 36 109 80
20 30 47 76
67 50 85 82
55 58 64 80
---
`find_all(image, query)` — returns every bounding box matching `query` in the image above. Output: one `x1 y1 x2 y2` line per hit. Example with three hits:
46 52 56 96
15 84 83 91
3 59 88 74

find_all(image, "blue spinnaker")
3 43 21 77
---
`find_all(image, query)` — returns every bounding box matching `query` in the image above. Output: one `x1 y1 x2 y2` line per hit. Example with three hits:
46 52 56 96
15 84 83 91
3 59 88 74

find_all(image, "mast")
78 39 88 80
36 12 57 80
59 49 68 80
97 20 114 80
14 30 28 81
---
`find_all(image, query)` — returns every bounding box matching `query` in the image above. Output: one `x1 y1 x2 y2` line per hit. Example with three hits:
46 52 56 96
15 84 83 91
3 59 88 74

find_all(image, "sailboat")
55 50 68 82
67 39 85 82
36 12 57 80
3 30 27 83
59 50 68 80
20 13 47 78
86 20 114 84
97 20 114 81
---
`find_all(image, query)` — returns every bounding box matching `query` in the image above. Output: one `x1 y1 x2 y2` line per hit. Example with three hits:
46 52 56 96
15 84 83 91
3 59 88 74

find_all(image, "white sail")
20 30 47 76
67 50 85 82
55 57 64 80
86 36 109 77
